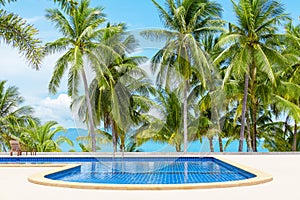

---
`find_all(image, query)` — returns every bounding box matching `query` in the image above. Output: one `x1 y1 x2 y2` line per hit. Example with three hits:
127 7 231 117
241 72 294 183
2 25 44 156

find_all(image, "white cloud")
33 94 78 128
24 16 44 24
42 94 71 109
0 45 89 128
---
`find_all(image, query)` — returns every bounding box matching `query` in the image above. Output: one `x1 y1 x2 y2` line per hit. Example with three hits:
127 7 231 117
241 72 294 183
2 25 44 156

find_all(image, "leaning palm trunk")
252 102 258 152
284 116 290 136
209 137 214 152
212 100 223 152
175 142 181 152
183 80 189 153
239 73 249 152
246 114 253 152
250 64 258 152
81 69 96 152
292 122 298 151
111 117 118 153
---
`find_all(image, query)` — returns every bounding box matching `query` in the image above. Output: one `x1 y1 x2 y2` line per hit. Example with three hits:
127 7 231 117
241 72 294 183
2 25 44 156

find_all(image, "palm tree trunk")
246 114 253 152
81 68 96 152
176 142 181 152
284 116 290 136
212 99 222 152
183 80 189 153
218 135 223 152
1 141 7 152
250 63 258 152
110 117 118 153
209 137 214 152
238 73 249 152
292 122 298 151
120 134 125 154
252 102 258 152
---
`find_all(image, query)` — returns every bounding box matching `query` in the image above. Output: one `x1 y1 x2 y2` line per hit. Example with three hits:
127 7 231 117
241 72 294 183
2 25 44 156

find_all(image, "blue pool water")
20 157 255 185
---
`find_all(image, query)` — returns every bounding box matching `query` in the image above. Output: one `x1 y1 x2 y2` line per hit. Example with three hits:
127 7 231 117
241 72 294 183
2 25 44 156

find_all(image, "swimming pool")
0 156 272 189
45 157 255 184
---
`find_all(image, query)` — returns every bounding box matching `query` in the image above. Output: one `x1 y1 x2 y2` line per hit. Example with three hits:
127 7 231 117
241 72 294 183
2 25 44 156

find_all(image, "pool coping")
11 155 273 190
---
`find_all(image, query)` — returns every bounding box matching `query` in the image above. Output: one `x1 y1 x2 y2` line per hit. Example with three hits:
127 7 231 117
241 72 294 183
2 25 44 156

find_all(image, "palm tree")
0 80 35 151
72 23 151 153
136 82 214 152
214 0 288 151
142 0 223 152
0 0 43 69
45 0 120 151
17 120 73 152
285 22 300 148
274 21 300 151
147 88 184 152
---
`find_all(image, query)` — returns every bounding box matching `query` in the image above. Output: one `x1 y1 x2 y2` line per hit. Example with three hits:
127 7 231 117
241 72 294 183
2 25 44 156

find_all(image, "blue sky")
1 0 300 128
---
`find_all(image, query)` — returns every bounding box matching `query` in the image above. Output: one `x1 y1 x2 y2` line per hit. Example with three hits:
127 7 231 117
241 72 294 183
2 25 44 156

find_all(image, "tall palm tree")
79 32 151 152
275 21 300 151
0 80 35 151
136 81 213 152
45 0 120 151
214 0 288 151
0 0 43 69
71 23 150 153
142 0 223 152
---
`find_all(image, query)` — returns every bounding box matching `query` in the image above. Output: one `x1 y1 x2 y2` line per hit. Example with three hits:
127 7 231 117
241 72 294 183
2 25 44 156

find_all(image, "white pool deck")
0 153 300 200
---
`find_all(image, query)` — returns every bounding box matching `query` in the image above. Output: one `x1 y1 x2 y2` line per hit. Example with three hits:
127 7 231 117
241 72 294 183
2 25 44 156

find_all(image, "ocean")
55 128 269 152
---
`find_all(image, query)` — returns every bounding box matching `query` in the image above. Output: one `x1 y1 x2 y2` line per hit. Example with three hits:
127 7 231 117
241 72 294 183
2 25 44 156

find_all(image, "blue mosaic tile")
44 158 256 184
0 156 255 184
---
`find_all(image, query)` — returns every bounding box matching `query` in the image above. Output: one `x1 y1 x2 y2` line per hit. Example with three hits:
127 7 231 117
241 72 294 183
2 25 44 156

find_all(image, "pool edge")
26 157 273 190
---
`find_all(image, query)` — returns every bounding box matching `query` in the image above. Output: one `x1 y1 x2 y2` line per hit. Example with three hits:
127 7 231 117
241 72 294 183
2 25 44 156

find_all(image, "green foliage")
17 120 73 152
141 0 224 152
0 10 43 69
72 24 153 152
0 0 16 6
53 0 78 13
2 0 300 153
0 81 35 151
78 143 90 152
45 0 108 96
214 0 290 152
46 0 117 151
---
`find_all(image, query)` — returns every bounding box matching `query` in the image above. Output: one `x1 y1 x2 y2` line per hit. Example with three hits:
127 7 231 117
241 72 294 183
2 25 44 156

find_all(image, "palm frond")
0 10 44 69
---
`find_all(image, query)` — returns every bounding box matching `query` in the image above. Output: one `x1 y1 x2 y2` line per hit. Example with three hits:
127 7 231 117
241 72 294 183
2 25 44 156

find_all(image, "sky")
0 0 299 128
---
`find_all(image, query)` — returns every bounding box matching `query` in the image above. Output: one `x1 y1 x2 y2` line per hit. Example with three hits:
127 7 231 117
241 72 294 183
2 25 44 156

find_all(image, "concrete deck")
0 154 299 200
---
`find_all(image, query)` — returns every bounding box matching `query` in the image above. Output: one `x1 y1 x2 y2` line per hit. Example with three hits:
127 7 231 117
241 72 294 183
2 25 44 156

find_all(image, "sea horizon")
55 128 269 153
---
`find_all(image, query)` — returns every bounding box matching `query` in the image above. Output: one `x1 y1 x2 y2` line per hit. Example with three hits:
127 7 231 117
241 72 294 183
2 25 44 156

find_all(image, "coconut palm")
141 0 223 152
135 83 212 152
274 21 300 151
71 23 151 153
0 0 43 69
17 120 73 152
45 0 121 151
150 88 184 152
0 81 35 151
214 0 288 151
